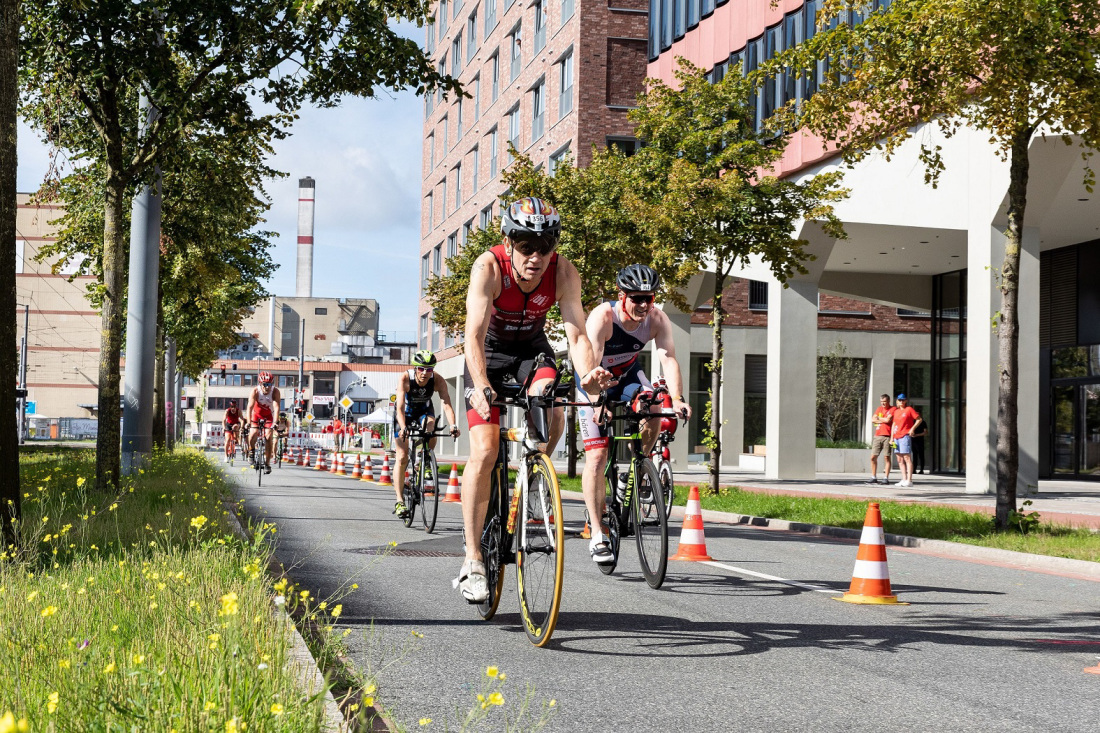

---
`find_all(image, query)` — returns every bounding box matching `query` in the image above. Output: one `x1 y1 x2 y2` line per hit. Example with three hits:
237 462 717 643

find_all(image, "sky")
16 21 426 341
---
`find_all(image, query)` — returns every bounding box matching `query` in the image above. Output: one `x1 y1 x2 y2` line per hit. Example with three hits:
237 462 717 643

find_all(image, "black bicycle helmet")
616 264 661 293
411 350 437 368
501 197 561 240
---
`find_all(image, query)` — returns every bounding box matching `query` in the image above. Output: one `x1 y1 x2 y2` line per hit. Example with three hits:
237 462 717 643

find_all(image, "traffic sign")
304 412 315 422
389 393 397 403
339 395 354 410
26 401 36 415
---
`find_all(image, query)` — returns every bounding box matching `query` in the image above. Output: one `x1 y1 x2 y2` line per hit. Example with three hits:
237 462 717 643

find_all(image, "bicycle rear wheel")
516 453 565 647
420 450 439 534
597 475 621 576
658 460 675 518
476 470 506 621
402 473 417 529
633 458 667 588
255 441 264 488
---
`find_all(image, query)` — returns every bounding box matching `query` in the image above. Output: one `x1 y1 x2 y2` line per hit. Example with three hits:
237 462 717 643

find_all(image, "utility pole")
120 91 162 474
165 337 176 451
17 303 28 444
297 317 305 429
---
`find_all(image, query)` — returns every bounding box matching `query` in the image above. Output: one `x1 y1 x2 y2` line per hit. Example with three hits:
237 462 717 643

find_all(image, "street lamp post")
17 303 28 444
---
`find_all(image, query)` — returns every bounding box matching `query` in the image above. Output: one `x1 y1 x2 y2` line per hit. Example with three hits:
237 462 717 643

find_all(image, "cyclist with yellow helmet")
392 350 460 517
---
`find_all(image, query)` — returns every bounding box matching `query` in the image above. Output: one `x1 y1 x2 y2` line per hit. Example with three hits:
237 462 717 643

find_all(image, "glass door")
1052 385 1076 475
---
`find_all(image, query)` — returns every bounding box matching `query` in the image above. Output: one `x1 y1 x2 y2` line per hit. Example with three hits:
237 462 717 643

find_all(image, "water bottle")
616 472 629 502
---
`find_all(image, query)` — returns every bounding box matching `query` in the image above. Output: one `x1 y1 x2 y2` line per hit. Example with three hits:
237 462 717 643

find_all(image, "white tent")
357 408 391 425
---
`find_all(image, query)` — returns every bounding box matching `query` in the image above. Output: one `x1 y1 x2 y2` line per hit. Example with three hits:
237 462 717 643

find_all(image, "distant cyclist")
246 371 281 474
393 350 460 518
459 197 612 602
578 264 691 564
222 401 243 461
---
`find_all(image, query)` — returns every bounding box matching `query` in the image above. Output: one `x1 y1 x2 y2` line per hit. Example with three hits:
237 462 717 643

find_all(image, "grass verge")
555 476 1100 563
1 448 340 730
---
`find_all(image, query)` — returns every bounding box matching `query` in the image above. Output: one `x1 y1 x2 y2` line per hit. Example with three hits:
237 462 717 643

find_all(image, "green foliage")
816 438 869 449
816 342 868 443
1005 499 1042 535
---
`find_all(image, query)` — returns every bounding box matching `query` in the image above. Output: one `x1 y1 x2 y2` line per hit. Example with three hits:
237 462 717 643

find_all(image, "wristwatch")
672 394 684 402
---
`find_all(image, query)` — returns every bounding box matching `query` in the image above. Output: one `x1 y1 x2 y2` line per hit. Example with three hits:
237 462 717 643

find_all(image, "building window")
606 136 641 155
425 89 434 116
561 0 573 24
763 23 783 122
428 133 435 170
558 52 573 118
421 253 431 293
456 98 464 139
748 280 769 310
783 9 805 105
505 0 515 11
431 319 440 351
533 0 547 53
453 0 462 19
314 307 328 315
508 106 520 161
439 0 448 34
461 220 472 251
452 33 462 75
531 79 545 141
509 25 522 81
473 75 481 120
454 162 463 205
426 192 434 229
441 114 448 151
440 175 448 215
549 144 570 176
433 243 443 275
420 314 429 349
471 145 480 190
480 203 494 230
485 0 497 39
489 127 499 176
491 52 500 102
467 10 478 59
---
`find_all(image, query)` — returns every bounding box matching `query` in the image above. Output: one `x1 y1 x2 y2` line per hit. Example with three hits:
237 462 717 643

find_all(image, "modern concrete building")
14 194 101 421
236 296 381 363
647 0 1100 490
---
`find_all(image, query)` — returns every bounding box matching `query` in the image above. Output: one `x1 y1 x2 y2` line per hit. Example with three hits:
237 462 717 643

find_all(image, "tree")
816 342 867 443
21 0 457 490
629 58 847 496
767 0 1100 528
0 0 20 546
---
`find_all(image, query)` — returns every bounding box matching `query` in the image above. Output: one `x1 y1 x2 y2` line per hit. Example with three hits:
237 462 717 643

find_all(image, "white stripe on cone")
860 526 886 545
852 560 891 580
678 528 707 544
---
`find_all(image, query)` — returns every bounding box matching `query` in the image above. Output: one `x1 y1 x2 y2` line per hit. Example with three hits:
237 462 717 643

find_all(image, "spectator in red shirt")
332 418 344 450
890 394 923 487
867 394 896 485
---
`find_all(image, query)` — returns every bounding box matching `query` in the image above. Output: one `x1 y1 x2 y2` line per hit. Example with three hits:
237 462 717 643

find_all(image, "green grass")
556 475 1100 563
1 448 339 731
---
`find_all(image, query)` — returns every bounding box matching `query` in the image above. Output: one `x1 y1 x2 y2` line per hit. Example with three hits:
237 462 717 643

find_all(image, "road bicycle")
475 356 581 647
651 427 676 517
275 432 287 469
401 422 456 534
593 389 682 589
224 427 238 466
250 418 269 487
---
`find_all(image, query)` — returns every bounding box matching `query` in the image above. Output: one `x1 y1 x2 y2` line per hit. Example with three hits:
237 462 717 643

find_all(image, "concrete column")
721 328 747 468
765 279 819 479
965 225 1040 495
866 341 896 443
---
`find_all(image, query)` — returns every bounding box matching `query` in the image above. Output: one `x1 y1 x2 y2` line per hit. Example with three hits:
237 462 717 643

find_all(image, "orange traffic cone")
350 454 362 479
581 520 592 539
314 449 325 470
1085 659 1100 675
378 454 392 485
361 454 375 482
834 502 908 605
670 486 714 561
282 442 292 463
334 453 346 476
302 448 311 467
329 452 341 474
442 463 462 503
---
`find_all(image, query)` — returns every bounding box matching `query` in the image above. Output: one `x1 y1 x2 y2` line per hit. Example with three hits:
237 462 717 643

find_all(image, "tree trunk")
0 0 22 547
708 267 726 497
152 285 165 450
96 174 127 492
994 127 1032 529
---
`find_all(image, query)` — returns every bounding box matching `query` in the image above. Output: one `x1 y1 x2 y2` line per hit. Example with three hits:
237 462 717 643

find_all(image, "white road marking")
700 560 839 594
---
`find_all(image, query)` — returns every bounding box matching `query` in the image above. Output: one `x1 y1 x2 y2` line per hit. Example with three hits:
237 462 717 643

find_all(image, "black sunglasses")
627 293 655 304
509 232 558 256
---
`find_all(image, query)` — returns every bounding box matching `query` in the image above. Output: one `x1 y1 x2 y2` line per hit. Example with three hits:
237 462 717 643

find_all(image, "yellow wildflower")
47 692 59 714
103 662 116 674
133 654 145 665
218 592 239 617
0 711 29 732
203 702 217 711
76 477 86 487
270 704 284 716
58 659 70 669
331 604 342 619
41 606 58 617
486 666 499 678
25 591 37 602
488 692 504 707
419 718 432 726
190 515 208 530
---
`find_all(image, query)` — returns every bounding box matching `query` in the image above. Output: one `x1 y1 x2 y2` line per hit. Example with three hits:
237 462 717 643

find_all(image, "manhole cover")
346 546 464 558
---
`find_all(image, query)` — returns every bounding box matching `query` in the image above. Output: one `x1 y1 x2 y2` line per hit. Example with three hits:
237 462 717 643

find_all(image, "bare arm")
435 378 460 435
652 309 691 418
585 302 614 369
395 373 409 431
556 258 611 394
465 252 501 419
245 390 256 423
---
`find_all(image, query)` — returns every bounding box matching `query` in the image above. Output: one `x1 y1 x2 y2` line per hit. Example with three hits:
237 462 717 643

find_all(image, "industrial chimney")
296 176 315 297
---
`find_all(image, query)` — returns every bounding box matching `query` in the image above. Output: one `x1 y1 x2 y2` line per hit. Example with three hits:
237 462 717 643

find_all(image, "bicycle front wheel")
516 453 565 647
658 460 675 518
256 442 264 488
420 450 439 534
633 458 668 589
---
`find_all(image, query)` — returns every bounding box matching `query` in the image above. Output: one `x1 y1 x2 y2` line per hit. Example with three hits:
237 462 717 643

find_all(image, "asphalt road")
227 455 1100 733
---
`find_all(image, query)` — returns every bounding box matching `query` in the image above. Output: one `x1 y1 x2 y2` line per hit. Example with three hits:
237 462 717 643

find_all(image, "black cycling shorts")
462 334 557 427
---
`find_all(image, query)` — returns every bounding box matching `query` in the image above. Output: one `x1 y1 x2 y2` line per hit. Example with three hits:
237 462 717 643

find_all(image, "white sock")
589 529 604 546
